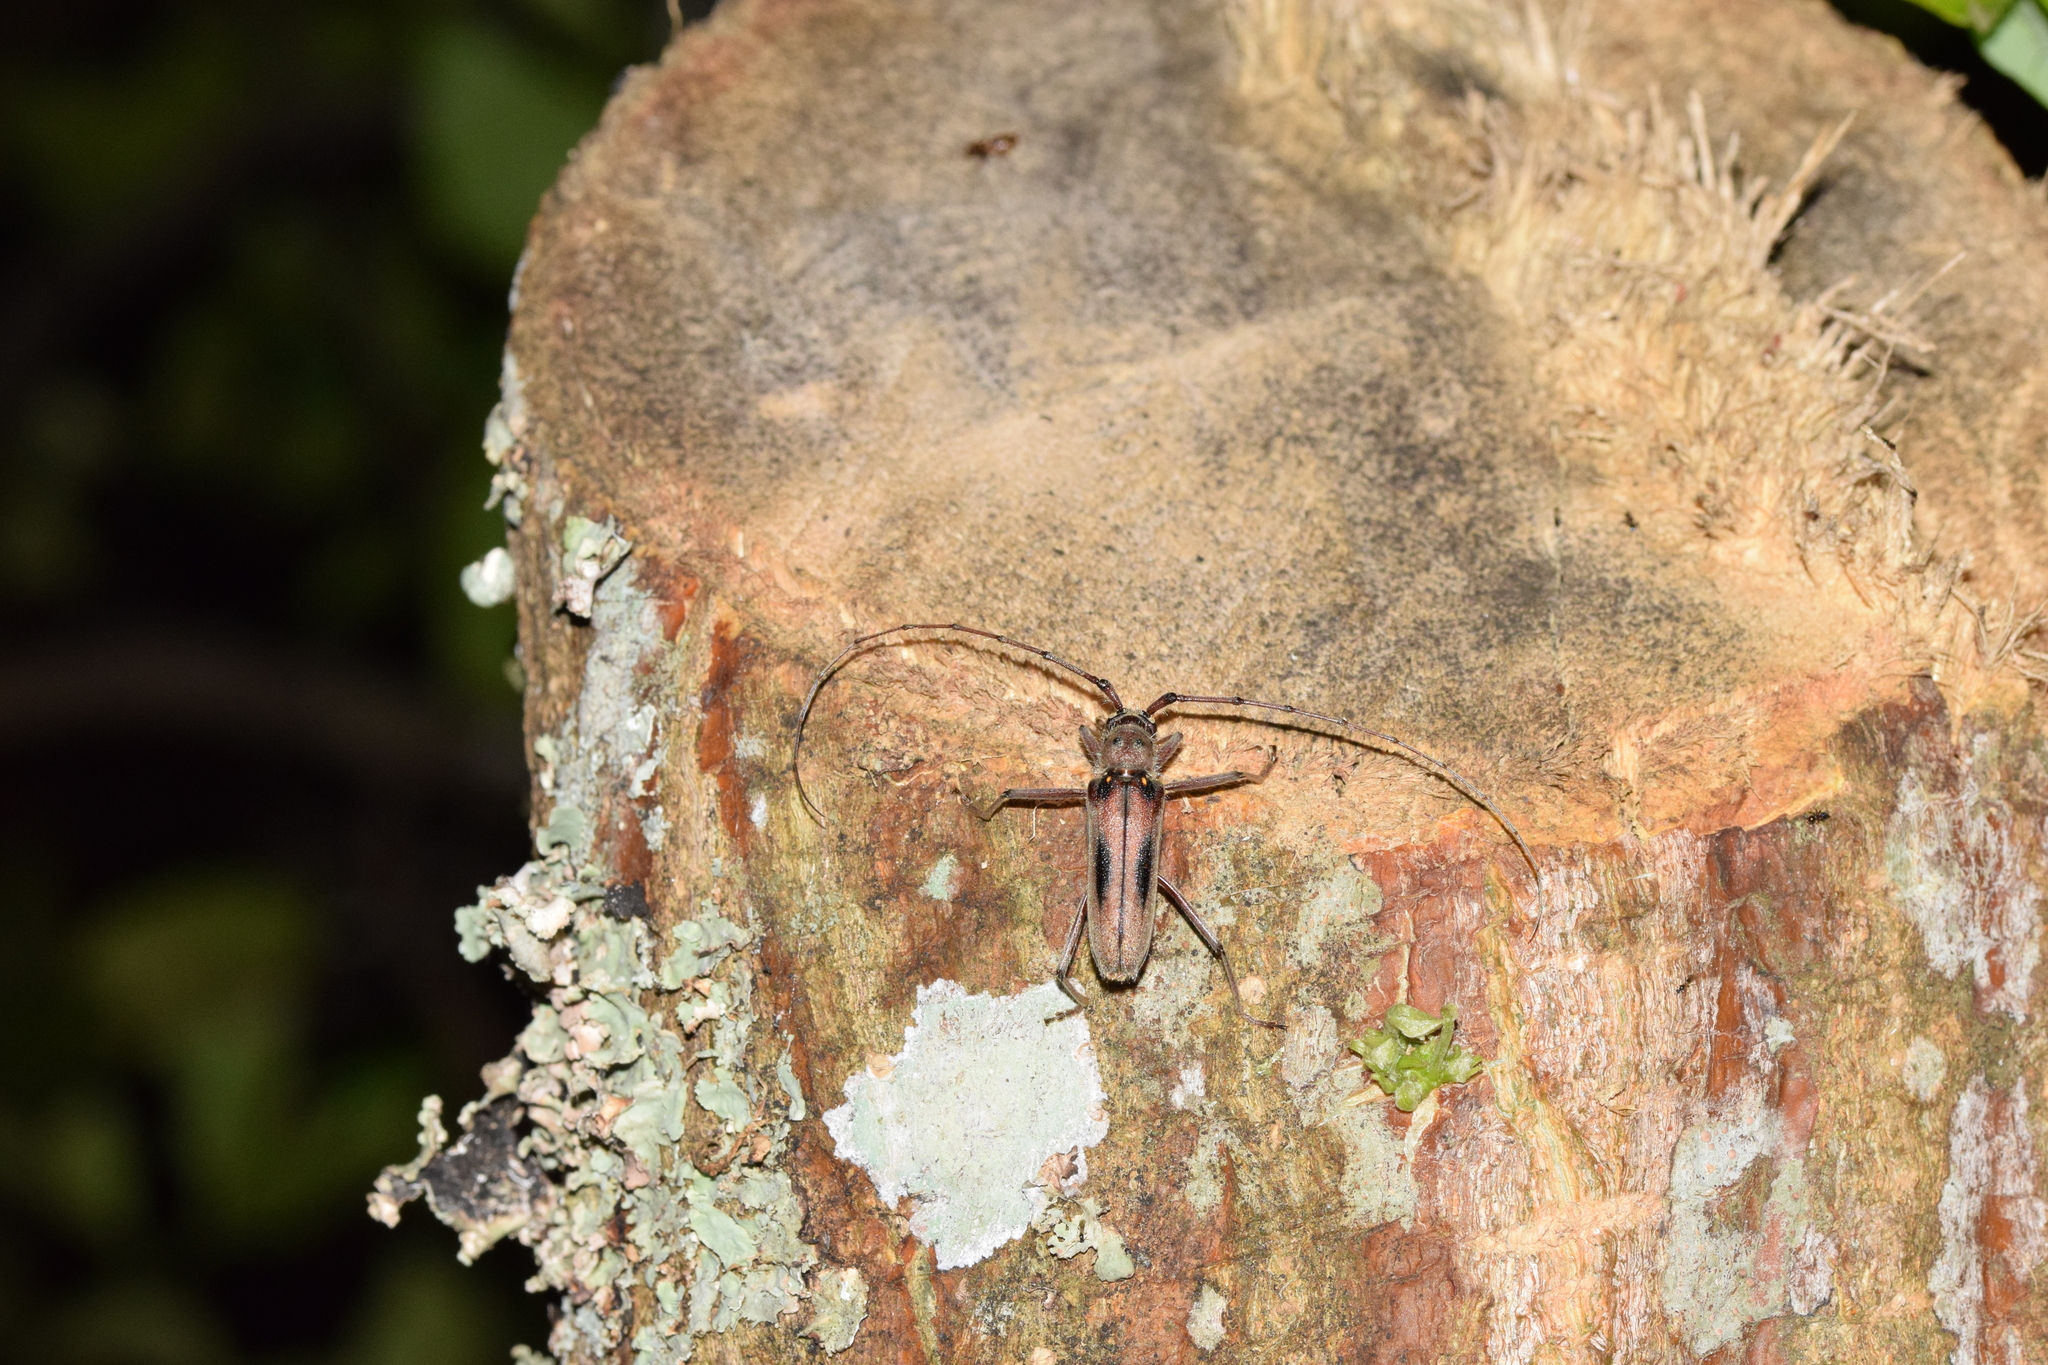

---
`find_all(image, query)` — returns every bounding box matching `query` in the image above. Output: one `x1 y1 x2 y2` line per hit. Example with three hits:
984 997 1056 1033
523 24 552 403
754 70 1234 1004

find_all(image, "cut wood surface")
372 0 2048 1361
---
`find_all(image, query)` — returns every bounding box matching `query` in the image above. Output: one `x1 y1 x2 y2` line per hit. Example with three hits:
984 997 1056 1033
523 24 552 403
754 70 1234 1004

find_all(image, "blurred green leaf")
39 1091 146 1243
83 873 310 1055
338 1249 502 1365
45 1278 232 1365
1899 0 2017 33
0 1088 144 1245
0 1 652 1359
1 377 123 598
81 873 421 1244
4 21 240 230
1982 0 2048 102
412 21 606 270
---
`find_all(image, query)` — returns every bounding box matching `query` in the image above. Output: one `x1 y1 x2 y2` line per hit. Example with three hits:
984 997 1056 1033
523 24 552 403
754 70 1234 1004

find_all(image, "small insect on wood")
792 625 1544 1028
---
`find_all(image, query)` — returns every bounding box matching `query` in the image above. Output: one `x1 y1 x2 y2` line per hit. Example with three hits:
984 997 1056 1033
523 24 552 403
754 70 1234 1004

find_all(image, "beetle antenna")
1144 691 1547 914
794 624 1122 823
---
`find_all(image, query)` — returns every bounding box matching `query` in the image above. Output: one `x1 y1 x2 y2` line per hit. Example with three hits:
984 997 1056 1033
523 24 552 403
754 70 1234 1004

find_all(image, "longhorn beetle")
792 624 1543 1028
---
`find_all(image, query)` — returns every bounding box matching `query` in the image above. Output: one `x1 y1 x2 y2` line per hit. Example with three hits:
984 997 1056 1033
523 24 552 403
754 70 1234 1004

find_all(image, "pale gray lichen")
1931 1076 2047 1365
1187 1282 1227 1352
483 351 532 525
1183 1121 1235 1215
919 853 960 902
1887 756 2042 1020
1288 867 1386 970
1281 1003 1416 1228
823 981 1109 1270
556 515 632 618
383 867 828 1363
373 559 846 1363
534 561 669 862
803 1267 870 1354
375 485 861 1361
1033 1196 1135 1281
1659 1100 1834 1354
1903 1035 1947 1103
776 1052 806 1122
366 1092 548 1263
461 546 518 607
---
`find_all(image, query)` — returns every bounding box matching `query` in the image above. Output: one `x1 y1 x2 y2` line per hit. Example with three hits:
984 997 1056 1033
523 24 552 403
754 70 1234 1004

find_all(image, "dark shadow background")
0 2 690 1361
0 2 2036 1363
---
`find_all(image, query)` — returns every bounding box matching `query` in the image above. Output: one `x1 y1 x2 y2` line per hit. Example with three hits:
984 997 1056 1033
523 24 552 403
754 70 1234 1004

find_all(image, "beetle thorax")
1096 714 1158 776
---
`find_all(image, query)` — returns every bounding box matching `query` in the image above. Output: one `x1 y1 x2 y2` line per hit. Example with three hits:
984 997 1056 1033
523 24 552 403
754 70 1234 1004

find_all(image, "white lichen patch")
1888 761 2042 1020
483 351 532 524
1169 1063 1205 1110
1327 1101 1417 1230
1288 867 1385 970
919 853 960 902
1130 944 1220 1049
461 546 518 607
538 561 670 864
1281 1004 1416 1228
1931 1076 2047 1365
1187 1282 1227 1352
802 1267 869 1354
1183 1121 1232 1215
1659 1101 1834 1355
1033 1195 1135 1281
555 514 632 618
1903 1035 1947 1103
823 981 1108 1270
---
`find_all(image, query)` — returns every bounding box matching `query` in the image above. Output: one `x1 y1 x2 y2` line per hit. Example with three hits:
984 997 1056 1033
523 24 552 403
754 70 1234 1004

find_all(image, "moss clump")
1348 1003 1483 1111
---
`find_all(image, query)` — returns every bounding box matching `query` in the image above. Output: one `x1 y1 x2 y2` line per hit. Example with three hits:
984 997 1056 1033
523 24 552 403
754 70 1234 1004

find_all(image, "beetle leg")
1161 746 1279 798
1156 875 1284 1029
968 785 1087 820
1054 893 1088 1008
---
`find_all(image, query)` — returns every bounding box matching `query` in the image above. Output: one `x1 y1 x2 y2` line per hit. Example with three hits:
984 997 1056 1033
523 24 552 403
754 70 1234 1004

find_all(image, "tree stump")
372 0 2048 1361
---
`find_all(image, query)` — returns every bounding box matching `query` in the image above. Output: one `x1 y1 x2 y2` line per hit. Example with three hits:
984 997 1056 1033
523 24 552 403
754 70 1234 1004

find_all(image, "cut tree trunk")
371 1 2048 1362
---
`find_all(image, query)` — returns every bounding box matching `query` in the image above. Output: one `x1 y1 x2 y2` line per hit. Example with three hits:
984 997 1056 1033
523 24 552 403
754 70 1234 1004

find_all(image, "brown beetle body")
958 705 1275 1019
793 624 1544 1028
1080 714 1176 983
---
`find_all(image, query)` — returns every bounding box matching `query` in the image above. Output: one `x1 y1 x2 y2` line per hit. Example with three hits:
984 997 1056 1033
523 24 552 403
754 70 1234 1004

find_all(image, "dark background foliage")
0 3 2035 1364
0 2 684 1361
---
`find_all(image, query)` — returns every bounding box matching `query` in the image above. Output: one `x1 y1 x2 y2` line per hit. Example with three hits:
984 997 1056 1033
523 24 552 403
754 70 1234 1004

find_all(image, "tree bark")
373 1 2048 1361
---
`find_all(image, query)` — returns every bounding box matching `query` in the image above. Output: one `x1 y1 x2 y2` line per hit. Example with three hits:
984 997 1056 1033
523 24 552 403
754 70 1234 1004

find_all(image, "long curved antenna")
793 624 1123 823
1144 690 1547 914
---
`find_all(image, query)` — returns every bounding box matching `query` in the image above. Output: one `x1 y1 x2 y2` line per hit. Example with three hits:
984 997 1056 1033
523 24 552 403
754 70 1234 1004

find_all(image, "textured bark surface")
384 0 2048 1361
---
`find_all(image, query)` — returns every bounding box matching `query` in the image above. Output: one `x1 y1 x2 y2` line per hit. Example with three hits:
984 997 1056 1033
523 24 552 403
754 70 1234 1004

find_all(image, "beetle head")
1081 711 1181 776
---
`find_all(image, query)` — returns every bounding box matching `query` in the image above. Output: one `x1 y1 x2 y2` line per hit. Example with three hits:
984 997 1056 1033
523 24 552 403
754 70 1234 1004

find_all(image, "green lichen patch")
1347 1002 1484 1112
378 853 839 1363
483 354 532 525
1033 1196 1135 1282
802 1266 870 1354
555 514 631 618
